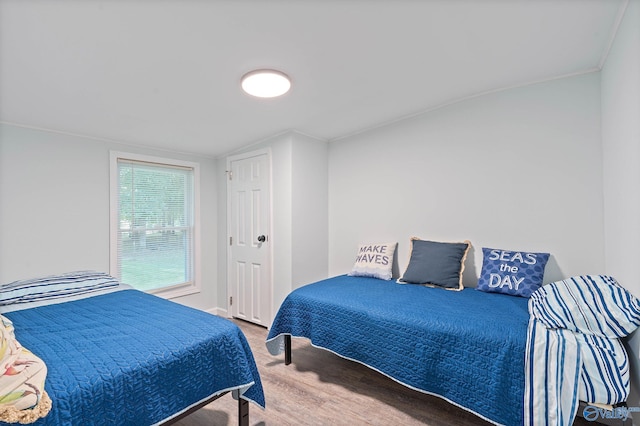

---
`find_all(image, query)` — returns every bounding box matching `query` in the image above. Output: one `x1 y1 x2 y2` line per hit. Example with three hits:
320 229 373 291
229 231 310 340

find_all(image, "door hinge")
229 296 233 306
229 236 233 246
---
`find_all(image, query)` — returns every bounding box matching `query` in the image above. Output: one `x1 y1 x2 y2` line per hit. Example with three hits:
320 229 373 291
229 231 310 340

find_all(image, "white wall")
329 73 604 286
0 124 219 311
291 132 329 289
602 0 640 298
602 0 640 419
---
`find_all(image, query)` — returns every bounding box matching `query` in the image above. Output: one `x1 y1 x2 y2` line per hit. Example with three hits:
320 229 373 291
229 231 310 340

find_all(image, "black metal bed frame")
161 391 249 426
284 335 292 365
283 334 632 426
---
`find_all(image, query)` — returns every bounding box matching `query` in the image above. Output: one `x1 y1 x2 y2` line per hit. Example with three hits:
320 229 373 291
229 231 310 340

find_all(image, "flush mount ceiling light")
241 69 291 98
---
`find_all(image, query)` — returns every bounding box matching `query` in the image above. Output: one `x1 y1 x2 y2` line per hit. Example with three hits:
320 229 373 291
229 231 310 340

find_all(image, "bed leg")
238 398 249 426
284 335 292 365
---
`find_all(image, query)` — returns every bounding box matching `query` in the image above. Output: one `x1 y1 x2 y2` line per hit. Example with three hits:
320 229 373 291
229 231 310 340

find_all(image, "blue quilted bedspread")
266 275 529 425
2 289 265 426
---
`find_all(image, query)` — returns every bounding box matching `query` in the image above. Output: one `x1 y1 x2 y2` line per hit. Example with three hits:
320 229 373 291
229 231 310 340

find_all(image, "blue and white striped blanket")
0 271 123 313
524 275 640 426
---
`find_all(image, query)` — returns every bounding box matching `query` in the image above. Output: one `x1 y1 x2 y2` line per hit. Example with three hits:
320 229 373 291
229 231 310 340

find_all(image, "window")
110 152 200 297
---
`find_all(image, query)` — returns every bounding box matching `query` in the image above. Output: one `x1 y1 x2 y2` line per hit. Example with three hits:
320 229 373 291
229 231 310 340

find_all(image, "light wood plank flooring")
174 319 601 426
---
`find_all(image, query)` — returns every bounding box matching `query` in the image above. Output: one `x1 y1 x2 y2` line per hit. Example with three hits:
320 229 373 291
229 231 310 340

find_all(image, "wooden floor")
174 319 602 426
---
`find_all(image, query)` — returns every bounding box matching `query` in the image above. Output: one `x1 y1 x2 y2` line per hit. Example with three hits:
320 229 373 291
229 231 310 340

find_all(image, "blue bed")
266 275 529 425
1 288 265 426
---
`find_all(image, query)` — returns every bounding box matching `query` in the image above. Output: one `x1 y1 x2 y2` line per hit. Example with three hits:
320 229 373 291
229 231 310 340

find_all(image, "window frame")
109 151 201 299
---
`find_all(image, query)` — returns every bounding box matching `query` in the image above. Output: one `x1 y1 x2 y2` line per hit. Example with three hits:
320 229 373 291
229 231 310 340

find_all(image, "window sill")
149 283 200 300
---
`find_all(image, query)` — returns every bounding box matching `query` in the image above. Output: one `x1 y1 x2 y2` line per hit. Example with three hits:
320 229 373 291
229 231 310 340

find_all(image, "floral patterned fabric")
0 316 50 424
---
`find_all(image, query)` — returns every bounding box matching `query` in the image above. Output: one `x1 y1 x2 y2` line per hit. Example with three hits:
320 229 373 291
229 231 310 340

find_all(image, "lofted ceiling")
0 0 627 158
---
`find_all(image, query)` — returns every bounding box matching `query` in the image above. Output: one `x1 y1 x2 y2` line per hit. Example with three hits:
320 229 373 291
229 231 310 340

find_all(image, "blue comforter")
2 289 265 426
266 275 529 425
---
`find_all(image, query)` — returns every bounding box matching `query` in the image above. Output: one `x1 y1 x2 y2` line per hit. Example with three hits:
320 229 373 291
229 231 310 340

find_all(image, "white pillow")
348 242 397 280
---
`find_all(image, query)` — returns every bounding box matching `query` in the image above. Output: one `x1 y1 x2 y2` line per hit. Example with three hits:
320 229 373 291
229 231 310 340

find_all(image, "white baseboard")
204 307 229 317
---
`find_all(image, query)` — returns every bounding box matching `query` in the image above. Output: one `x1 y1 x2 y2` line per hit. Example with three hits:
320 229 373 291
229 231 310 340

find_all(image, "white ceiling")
0 0 626 158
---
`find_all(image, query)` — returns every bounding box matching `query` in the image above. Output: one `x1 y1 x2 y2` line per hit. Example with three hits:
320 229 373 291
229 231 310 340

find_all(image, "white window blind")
115 158 195 292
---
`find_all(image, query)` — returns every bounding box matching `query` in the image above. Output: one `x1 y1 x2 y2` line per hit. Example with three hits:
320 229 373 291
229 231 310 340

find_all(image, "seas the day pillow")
348 242 397 280
476 247 550 297
397 238 471 291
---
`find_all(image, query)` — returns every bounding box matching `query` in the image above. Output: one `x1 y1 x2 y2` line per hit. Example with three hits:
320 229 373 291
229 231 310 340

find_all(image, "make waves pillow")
348 242 397 280
476 247 550 297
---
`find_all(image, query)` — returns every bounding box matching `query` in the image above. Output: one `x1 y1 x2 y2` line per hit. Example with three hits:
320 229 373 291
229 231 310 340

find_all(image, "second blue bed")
266 275 529 425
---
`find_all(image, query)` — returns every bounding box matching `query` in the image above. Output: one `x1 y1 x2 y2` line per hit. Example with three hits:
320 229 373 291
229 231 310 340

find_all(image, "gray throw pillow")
398 238 471 290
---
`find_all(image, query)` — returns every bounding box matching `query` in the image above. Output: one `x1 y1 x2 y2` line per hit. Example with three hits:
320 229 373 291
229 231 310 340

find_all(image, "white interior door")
228 152 271 327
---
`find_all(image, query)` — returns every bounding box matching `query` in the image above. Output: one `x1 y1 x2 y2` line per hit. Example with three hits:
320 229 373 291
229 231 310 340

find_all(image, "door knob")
257 235 267 243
